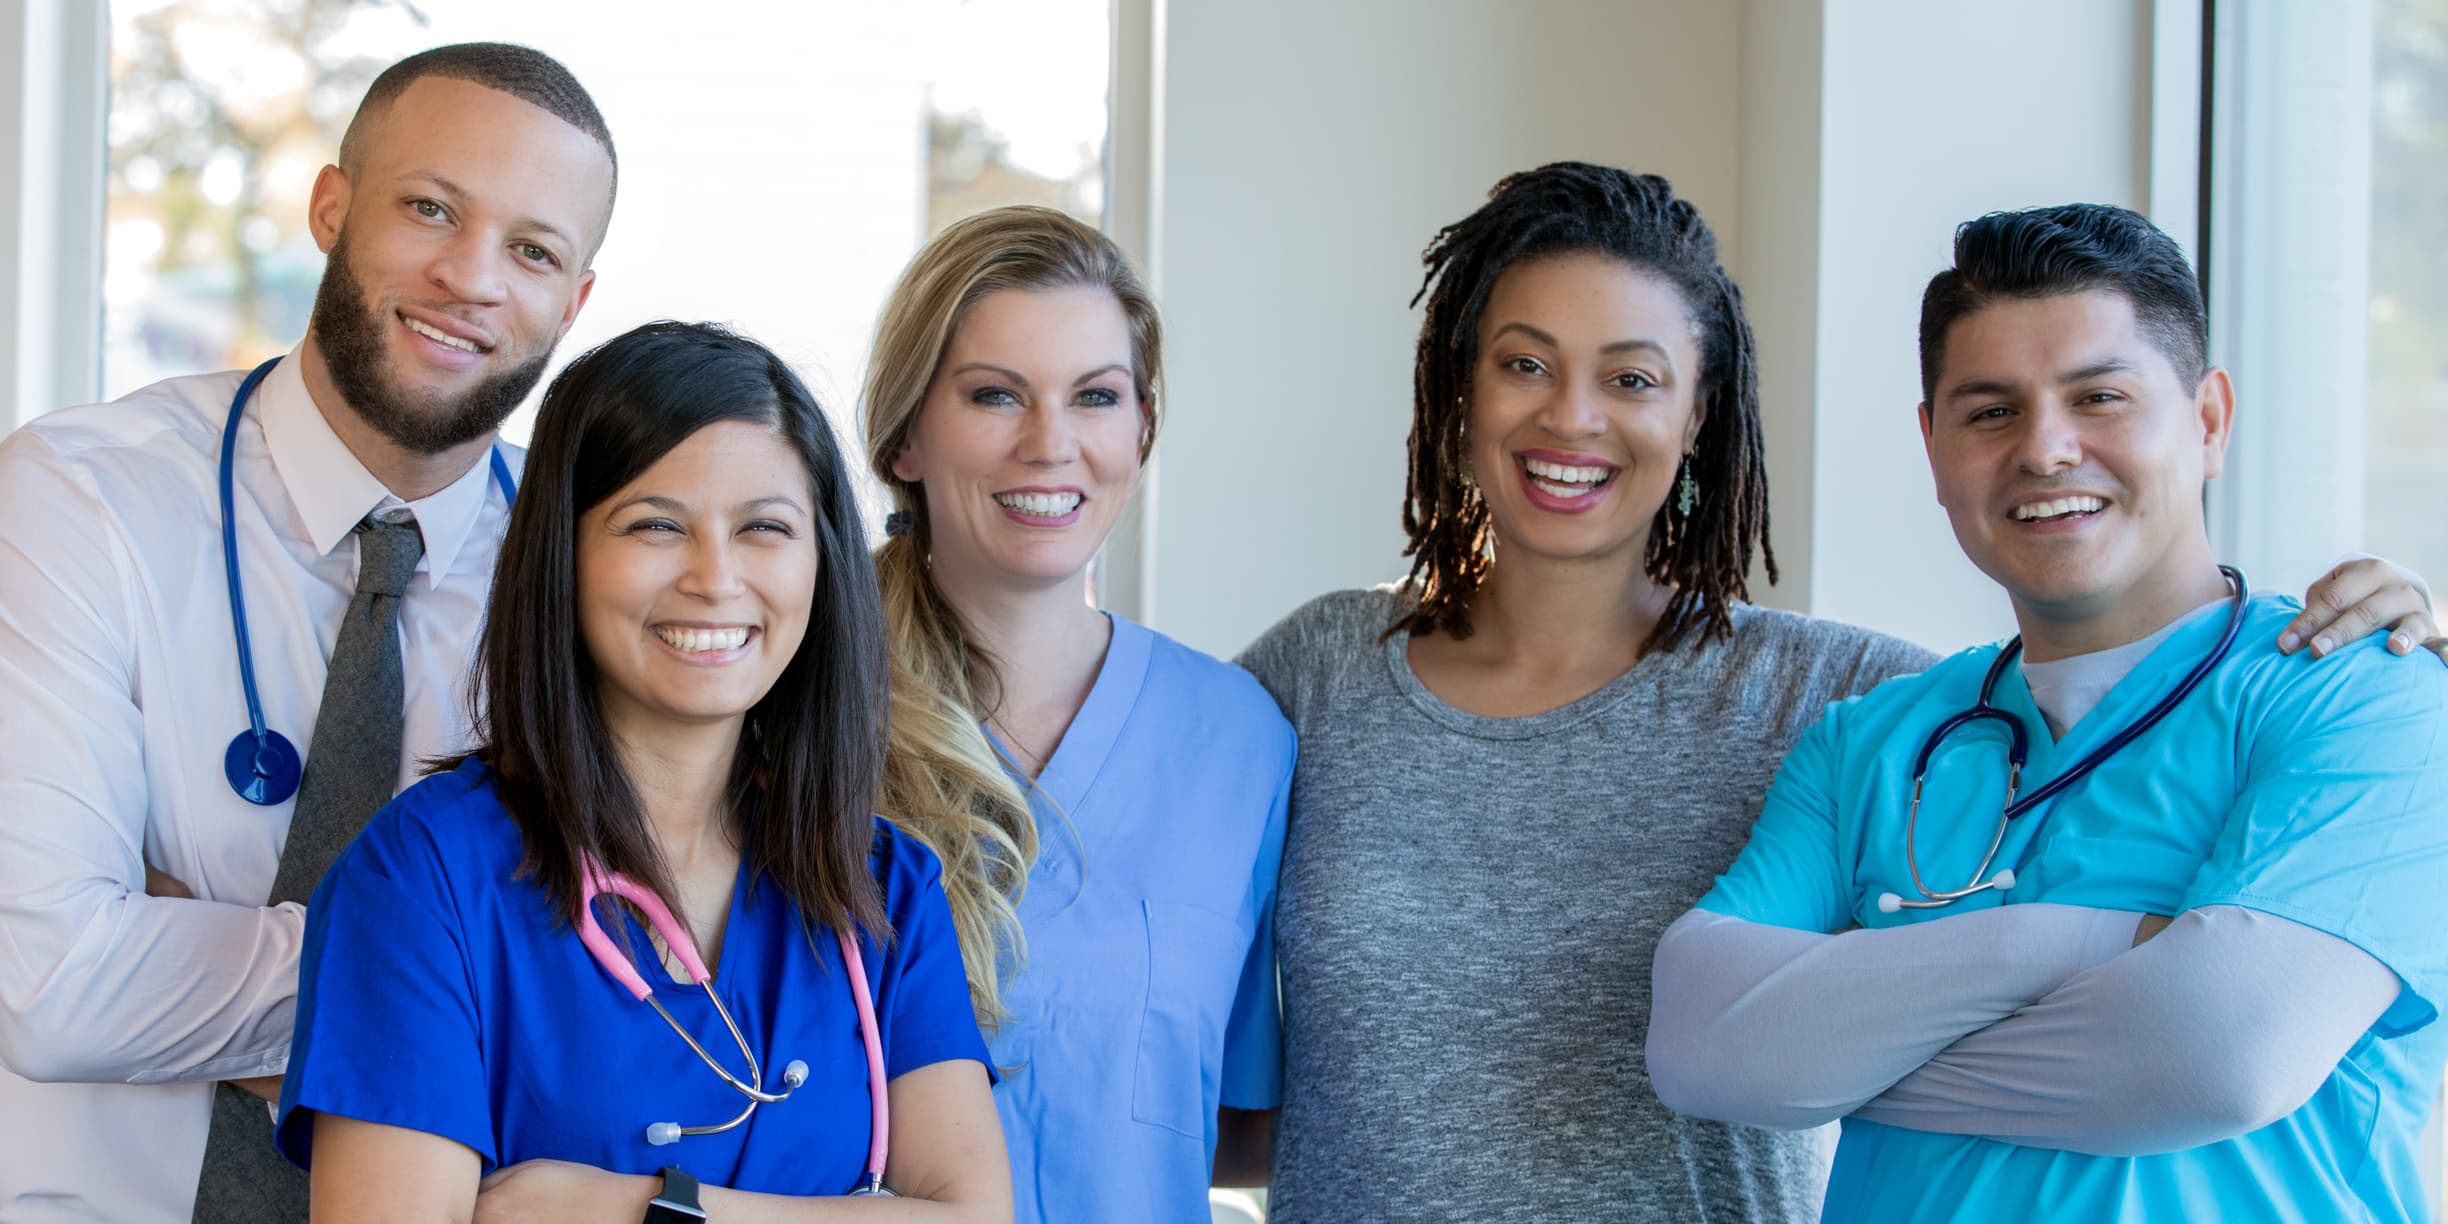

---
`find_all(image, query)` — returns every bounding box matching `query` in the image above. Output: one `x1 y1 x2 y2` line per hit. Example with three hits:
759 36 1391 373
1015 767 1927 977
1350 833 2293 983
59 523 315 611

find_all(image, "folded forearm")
1645 905 2140 1130
1852 905 2397 1155
0 892 304 1083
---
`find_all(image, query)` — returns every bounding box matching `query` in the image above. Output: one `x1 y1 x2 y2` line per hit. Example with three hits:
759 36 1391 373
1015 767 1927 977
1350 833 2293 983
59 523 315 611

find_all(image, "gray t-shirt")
1236 586 1937 1223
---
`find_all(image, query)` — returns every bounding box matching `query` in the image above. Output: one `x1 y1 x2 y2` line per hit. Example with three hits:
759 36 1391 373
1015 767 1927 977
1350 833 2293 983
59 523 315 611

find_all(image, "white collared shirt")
0 349 518 1222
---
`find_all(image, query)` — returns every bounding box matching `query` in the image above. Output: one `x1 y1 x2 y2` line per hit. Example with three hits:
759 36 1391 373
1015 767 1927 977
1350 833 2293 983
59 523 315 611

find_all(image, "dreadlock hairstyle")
1394 162 1775 655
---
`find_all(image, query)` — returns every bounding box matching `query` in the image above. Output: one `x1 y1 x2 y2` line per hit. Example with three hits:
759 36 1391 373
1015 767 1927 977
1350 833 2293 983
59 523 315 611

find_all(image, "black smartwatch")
643 1166 706 1223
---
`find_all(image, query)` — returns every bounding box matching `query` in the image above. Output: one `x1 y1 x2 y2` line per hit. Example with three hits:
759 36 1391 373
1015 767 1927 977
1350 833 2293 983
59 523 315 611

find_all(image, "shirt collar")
257 344 503 585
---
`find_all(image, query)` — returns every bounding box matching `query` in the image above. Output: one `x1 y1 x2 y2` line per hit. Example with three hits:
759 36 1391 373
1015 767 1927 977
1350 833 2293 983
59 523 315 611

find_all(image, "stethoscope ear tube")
1889 568 2248 911
219 359 301 807
214 356 514 806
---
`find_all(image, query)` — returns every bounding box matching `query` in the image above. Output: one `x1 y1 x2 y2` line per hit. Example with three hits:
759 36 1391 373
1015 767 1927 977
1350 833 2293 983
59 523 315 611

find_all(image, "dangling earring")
1665 452 1699 548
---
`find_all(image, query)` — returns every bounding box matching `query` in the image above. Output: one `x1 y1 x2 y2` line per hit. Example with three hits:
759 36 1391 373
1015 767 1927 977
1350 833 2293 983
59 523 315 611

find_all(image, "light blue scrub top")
275 757 991 1194
987 613 1294 1224
1699 593 2448 1224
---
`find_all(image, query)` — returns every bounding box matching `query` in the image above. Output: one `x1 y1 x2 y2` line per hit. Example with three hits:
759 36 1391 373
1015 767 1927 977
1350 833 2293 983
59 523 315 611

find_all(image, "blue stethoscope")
219 357 516 805
1876 564 2249 913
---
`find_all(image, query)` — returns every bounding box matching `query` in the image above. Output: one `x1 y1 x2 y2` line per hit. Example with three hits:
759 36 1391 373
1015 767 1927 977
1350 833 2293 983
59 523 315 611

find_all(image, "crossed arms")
1643 903 2398 1156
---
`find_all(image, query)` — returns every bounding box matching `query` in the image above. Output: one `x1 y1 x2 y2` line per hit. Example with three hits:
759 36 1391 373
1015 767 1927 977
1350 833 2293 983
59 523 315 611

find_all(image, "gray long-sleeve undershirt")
1646 904 2398 1155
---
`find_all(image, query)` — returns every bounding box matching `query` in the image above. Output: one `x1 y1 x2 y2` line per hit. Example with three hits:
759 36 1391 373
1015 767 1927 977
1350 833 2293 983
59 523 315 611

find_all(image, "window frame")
2 0 108 428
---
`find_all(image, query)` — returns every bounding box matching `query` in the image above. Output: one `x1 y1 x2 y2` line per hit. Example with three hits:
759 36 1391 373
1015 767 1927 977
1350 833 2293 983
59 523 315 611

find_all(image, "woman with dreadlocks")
1234 162 1934 1221
1234 163 2444 1223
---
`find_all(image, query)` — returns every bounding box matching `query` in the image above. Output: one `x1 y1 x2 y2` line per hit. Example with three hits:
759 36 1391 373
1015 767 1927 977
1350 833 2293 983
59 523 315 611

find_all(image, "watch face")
644 1201 709 1223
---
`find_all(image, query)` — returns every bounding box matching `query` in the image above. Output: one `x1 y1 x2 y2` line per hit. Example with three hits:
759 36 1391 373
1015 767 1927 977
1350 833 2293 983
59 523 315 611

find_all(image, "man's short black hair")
337 42 616 204
1919 203 2206 403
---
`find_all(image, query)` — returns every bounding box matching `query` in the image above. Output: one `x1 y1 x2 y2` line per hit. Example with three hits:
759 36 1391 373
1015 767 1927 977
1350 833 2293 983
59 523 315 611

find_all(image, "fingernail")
2392 634 2412 653
2279 632 2301 652
2313 635 2335 655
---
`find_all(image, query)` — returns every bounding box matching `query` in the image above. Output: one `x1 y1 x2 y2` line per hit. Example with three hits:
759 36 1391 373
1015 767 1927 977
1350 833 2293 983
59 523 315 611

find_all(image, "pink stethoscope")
576 855 894 1196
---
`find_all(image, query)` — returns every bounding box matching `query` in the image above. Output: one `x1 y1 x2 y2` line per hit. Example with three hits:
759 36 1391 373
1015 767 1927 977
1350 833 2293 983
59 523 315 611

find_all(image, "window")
2203 0 2448 599
102 0 1112 450
2363 0 2448 592
2200 0 2448 1203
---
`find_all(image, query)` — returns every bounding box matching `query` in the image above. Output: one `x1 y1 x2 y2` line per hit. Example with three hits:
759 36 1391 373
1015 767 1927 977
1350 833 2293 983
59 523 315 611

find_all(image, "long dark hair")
1395 162 1775 654
461 320 891 943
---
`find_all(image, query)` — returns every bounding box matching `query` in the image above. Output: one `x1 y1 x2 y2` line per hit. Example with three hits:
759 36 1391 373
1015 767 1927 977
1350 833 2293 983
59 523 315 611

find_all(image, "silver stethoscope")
1877 565 2249 913
216 356 514 806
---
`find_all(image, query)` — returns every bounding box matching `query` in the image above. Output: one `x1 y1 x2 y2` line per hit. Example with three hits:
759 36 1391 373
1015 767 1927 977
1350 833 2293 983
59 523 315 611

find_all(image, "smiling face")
1466 253 1705 569
577 419 819 745
1921 290 2232 633
890 285 1146 594
305 75 611 453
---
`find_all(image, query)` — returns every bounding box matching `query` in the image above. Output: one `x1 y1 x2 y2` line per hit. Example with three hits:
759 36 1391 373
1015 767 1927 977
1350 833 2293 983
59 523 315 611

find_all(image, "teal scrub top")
986 614 1294 1224
1698 593 2448 1224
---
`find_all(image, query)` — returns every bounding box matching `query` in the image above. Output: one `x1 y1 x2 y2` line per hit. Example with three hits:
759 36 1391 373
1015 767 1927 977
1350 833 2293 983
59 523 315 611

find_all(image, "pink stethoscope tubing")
576 855 892 1195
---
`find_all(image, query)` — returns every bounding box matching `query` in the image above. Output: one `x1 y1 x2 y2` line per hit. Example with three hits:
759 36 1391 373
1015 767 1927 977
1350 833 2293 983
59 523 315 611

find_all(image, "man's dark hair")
338 42 617 207
1919 203 2206 403
453 321 892 950
1396 161 1774 655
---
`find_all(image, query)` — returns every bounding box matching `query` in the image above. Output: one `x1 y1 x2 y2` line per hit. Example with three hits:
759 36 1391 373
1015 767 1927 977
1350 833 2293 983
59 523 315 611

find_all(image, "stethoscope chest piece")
224 728 302 806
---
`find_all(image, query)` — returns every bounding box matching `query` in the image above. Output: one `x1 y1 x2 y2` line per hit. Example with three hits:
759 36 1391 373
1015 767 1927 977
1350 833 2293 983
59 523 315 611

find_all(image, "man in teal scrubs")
1645 203 2448 1223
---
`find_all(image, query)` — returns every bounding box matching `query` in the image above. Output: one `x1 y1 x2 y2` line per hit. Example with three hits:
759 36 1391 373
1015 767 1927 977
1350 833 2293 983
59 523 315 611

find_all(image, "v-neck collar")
625 856 757 993
1995 596 2238 786
990 611 1153 818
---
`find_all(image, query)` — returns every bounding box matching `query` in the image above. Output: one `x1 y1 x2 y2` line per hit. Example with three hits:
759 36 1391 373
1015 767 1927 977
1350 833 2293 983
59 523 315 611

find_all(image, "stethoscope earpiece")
645 1121 682 1147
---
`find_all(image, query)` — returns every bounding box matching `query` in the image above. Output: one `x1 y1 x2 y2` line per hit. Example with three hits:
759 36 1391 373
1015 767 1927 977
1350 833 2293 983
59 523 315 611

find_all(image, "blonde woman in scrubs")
862 205 1292 1224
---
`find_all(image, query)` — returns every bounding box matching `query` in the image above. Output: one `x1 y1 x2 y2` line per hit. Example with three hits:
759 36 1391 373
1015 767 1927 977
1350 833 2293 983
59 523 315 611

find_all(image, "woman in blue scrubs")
861 207 1293 1224
277 323 1009 1220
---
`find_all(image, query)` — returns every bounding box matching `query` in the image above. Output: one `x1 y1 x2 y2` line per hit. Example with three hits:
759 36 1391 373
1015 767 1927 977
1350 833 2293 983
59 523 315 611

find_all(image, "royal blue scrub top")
987 613 1293 1224
1698 594 2448 1223
275 757 990 1194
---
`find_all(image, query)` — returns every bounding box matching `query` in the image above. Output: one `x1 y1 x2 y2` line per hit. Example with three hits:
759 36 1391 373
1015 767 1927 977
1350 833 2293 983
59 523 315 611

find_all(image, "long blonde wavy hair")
863 205 1164 1028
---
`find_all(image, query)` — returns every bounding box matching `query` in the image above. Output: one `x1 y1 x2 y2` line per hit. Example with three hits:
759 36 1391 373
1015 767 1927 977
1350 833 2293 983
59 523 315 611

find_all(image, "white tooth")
405 317 477 353
999 492 1079 516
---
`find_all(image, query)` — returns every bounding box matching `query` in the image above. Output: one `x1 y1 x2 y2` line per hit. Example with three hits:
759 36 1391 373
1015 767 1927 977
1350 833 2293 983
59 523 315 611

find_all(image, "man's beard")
308 230 555 455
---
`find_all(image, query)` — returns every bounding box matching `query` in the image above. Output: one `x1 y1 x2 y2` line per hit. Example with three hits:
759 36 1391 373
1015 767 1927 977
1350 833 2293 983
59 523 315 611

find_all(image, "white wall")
1140 0 1743 659
1797 0 2154 651
1735 0 1825 613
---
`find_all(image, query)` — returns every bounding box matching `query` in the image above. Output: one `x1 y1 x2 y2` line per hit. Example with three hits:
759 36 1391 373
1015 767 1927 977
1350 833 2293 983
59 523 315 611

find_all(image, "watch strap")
643 1166 706 1222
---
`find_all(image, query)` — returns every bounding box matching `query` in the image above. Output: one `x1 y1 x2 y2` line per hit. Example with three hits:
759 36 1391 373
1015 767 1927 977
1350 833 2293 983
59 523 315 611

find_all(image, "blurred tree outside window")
2368 0 2448 589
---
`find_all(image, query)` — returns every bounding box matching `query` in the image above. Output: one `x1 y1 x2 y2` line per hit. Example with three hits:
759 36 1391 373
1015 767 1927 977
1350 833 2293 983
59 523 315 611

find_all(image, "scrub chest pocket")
1132 898 1253 1136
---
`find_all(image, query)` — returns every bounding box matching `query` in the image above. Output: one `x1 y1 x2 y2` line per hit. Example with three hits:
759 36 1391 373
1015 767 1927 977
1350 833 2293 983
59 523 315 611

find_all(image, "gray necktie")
192 513 424 1223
